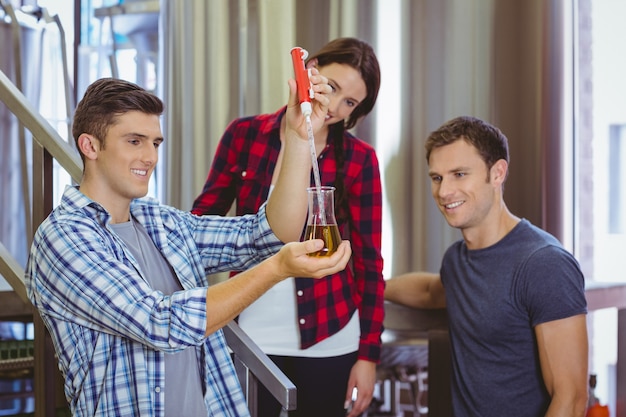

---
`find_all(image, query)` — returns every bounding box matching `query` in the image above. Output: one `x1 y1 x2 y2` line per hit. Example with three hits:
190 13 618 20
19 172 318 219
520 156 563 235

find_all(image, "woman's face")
316 63 367 126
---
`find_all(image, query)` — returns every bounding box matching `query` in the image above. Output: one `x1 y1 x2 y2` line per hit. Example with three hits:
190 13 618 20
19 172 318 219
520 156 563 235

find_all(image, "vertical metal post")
32 142 64 417
617 308 626 417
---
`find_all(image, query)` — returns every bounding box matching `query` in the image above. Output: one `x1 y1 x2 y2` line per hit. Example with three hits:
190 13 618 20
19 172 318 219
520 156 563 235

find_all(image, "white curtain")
388 0 496 274
0 5 44 275
161 0 567 278
389 0 567 276
161 0 375 210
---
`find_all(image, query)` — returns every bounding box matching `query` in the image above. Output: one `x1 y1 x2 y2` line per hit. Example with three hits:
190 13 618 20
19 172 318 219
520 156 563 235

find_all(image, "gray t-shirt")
441 219 587 417
111 218 207 417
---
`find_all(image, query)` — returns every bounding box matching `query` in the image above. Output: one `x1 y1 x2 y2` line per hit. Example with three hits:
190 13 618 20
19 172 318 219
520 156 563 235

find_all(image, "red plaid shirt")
192 108 384 362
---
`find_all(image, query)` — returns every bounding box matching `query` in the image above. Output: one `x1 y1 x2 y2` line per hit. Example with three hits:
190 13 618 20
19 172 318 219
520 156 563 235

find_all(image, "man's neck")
79 182 132 224
463 207 520 250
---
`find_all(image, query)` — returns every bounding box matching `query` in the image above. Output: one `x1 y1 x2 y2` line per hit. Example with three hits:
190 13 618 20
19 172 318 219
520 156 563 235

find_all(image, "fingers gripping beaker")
305 186 342 256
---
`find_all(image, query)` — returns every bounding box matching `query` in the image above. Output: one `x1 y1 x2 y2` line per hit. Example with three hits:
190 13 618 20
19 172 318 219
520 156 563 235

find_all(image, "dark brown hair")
425 116 510 175
306 38 381 225
306 37 381 130
72 78 164 162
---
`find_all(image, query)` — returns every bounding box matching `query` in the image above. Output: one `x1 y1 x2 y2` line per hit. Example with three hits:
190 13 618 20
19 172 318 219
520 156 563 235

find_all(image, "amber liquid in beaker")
304 224 342 257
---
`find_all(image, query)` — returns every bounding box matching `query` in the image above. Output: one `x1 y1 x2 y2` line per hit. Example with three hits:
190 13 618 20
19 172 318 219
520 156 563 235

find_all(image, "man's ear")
77 134 99 160
491 159 508 186
305 58 318 69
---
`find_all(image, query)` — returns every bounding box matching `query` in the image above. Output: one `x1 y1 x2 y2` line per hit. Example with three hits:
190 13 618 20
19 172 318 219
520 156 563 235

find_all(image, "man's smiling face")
428 139 499 233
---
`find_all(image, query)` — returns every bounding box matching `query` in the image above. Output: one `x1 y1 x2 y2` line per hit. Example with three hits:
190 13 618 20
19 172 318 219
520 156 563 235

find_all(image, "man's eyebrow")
428 166 472 176
122 132 148 138
122 132 164 142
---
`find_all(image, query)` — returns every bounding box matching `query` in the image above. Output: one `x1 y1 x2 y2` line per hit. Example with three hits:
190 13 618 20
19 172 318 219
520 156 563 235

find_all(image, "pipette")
290 47 323 192
290 47 314 117
291 46 326 223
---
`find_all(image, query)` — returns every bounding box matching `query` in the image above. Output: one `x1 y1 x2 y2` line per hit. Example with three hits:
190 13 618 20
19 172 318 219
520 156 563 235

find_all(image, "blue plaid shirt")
25 186 283 417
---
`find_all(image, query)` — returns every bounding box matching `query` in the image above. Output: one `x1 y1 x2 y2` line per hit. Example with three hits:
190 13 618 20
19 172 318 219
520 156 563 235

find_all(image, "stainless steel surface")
0 1 43 269
380 301 447 375
0 3 74 302
34 7 73 139
94 0 159 36
0 243 27 303
374 302 449 417
382 301 448 345
94 1 159 89
223 321 296 413
94 1 160 18
95 2 158 46
0 69 82 183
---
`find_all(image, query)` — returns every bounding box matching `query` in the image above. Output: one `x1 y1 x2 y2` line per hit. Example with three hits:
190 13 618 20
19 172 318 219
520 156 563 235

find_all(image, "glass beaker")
304 186 342 257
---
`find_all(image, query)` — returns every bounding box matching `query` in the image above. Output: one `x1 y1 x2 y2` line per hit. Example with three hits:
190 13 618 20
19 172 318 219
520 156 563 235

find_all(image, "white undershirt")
238 185 360 357
238 278 360 357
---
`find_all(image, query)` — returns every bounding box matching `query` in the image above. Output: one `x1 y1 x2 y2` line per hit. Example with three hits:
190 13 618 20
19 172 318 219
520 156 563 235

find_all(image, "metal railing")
0 65 296 415
225 321 297 414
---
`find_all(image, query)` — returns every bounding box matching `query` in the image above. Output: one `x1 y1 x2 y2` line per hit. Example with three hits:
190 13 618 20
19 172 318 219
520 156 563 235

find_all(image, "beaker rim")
307 186 336 192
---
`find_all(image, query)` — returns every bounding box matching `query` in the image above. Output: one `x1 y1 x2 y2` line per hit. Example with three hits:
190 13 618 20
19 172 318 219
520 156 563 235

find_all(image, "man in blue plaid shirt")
25 76 351 417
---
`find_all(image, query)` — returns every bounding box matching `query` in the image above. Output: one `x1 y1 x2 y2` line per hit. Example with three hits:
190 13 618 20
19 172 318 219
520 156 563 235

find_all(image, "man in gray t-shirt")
385 116 588 417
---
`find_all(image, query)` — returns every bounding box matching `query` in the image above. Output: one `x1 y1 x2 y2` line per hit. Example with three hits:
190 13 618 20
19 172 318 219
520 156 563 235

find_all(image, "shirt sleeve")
186 203 283 273
519 245 587 327
27 217 208 352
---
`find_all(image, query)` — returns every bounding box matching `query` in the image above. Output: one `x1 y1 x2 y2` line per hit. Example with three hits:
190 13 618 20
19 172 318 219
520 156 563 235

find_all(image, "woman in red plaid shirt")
192 37 384 417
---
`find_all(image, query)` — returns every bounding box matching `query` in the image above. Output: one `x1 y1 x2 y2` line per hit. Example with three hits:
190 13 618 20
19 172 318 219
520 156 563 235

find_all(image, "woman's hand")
284 68 331 143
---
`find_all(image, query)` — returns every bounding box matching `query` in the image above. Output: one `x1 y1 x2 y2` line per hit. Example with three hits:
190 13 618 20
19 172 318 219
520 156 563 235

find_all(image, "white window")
575 0 626 409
